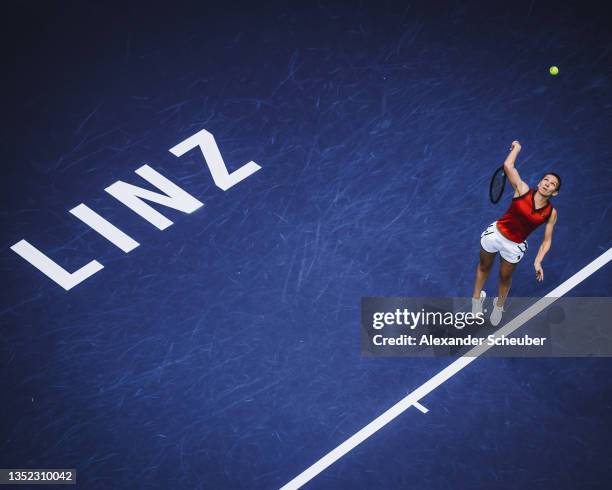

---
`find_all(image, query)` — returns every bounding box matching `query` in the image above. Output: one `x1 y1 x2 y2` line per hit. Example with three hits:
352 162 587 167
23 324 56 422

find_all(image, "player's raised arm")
503 141 529 196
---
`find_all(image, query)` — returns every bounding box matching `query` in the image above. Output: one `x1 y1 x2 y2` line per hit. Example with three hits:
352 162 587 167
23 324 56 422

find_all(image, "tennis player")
472 141 560 326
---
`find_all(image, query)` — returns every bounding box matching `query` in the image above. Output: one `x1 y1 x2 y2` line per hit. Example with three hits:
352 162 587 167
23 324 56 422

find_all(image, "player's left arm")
534 208 557 282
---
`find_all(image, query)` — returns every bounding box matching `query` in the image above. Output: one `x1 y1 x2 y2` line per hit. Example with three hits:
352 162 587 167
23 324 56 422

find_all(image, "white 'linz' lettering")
105 164 203 230
69 204 140 253
169 129 261 191
10 240 104 291
11 128 258 291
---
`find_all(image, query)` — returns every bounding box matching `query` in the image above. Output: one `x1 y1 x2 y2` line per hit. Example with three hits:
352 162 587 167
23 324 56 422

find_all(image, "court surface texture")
2 2 611 489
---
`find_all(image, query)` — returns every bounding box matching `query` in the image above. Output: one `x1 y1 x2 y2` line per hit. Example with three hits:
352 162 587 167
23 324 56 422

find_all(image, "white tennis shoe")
490 297 505 326
471 290 486 315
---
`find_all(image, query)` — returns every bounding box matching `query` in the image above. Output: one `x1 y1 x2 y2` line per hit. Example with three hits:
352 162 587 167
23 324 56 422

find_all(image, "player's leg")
490 257 517 326
497 257 517 306
473 223 500 315
472 247 495 299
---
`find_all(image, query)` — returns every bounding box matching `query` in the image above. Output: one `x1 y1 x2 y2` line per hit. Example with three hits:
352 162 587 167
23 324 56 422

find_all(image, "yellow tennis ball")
549 66 559 76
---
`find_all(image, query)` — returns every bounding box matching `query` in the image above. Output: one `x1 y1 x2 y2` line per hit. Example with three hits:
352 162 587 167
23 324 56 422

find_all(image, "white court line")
280 248 612 490
412 401 428 414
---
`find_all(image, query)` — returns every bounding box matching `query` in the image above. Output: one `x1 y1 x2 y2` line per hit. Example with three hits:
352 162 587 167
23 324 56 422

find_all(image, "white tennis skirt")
480 221 527 264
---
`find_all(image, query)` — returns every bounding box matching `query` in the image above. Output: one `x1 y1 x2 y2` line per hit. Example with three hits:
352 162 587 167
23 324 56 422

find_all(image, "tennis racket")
489 166 506 204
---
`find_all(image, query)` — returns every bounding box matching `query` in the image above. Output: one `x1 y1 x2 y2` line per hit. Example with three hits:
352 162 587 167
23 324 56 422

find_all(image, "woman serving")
472 141 560 326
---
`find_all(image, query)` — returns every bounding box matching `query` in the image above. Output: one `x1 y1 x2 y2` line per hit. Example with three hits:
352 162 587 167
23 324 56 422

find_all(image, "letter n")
104 165 203 230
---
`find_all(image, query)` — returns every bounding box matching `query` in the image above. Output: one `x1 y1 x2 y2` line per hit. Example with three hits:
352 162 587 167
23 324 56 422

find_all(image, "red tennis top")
497 189 553 243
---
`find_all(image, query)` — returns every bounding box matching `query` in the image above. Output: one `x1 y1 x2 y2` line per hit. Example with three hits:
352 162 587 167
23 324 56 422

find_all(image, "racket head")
489 166 507 204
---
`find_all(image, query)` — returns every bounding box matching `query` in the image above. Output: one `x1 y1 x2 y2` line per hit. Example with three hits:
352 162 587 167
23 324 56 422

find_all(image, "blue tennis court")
2 1 611 488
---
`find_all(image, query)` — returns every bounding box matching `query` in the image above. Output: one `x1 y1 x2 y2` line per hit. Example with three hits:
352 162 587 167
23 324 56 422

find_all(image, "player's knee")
478 260 493 273
499 270 513 283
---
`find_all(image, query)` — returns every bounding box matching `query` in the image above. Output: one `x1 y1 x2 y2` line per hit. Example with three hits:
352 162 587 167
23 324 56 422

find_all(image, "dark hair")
542 172 562 192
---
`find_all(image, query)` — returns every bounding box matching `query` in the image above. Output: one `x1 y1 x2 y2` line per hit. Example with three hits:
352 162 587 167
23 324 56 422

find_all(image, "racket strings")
489 168 506 204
